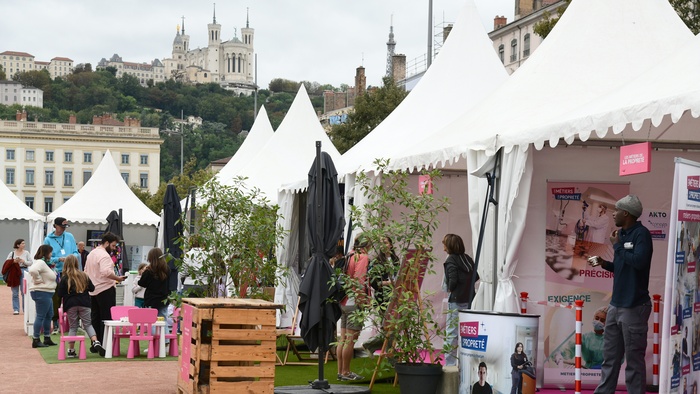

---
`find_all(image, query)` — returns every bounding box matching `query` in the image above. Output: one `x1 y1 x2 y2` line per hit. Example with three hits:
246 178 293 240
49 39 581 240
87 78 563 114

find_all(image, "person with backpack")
442 233 478 367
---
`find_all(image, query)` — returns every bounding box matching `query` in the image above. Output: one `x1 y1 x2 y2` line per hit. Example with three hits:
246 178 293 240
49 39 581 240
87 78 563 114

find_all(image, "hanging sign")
418 175 432 195
619 142 652 176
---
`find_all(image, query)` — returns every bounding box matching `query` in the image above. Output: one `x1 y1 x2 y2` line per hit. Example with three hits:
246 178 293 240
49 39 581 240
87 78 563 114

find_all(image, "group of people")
3 216 172 358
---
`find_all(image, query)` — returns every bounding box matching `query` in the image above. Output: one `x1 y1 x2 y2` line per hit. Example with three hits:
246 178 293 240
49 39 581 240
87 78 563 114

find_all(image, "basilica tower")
207 4 222 77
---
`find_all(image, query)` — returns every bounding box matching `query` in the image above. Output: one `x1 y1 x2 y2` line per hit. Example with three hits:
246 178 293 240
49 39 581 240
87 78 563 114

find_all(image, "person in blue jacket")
44 216 80 334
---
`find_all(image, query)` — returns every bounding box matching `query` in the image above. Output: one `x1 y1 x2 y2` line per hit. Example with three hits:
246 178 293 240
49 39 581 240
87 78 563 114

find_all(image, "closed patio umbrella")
163 184 183 291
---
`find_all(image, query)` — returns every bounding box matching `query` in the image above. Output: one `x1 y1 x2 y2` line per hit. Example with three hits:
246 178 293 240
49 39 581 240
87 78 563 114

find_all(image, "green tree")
329 77 408 153
0 65 6 80
533 1 571 38
670 0 700 34
12 69 52 89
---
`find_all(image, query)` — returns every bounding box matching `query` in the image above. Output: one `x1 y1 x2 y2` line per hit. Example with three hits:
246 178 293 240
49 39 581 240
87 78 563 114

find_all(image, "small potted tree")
345 160 450 394
176 176 286 298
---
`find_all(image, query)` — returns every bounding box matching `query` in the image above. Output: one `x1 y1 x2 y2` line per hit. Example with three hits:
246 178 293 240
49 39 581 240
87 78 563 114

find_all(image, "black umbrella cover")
163 184 183 292
298 151 345 352
104 210 129 271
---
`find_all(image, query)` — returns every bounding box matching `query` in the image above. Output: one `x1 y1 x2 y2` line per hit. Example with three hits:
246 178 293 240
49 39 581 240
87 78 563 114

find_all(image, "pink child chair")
110 305 138 357
126 308 158 359
57 307 87 360
154 307 180 357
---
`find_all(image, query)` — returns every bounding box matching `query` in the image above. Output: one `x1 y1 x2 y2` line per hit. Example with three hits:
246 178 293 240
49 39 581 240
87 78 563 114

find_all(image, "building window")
6 168 15 185
46 151 54 162
44 197 53 213
139 173 148 188
523 34 531 57
64 170 73 186
84 152 92 163
121 173 130 184
26 149 34 161
83 170 91 185
121 154 129 164
63 196 71 203
25 169 34 185
64 151 73 162
25 196 34 209
45 170 54 186
498 44 504 64
510 39 518 62
140 154 148 165
6 149 15 160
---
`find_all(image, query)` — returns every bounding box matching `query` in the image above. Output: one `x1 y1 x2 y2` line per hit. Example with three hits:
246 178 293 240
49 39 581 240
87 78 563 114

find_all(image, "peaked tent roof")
337 0 508 175
215 105 275 183
229 85 342 204
0 179 44 221
47 151 160 226
392 0 695 169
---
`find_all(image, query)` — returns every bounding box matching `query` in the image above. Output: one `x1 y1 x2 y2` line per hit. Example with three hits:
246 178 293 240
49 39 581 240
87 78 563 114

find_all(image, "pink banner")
619 142 652 176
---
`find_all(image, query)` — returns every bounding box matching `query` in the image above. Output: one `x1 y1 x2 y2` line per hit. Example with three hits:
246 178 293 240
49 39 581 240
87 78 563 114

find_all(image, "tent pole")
470 149 500 309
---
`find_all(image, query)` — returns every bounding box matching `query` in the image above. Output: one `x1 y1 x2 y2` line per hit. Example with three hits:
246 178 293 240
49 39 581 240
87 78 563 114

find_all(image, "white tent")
337 0 508 177
47 151 160 254
0 179 44 256
48 151 160 226
215 105 275 183
229 85 341 204
390 0 694 313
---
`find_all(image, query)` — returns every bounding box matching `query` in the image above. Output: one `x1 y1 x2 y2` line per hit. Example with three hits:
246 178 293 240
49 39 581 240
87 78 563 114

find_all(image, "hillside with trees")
0 66 343 183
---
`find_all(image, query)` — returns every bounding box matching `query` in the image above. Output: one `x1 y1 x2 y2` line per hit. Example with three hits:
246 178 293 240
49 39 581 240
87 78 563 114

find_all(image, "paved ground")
0 285 178 393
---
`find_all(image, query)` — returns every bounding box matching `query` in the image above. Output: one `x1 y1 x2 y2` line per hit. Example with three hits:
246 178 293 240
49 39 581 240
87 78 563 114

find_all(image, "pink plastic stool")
57 308 87 360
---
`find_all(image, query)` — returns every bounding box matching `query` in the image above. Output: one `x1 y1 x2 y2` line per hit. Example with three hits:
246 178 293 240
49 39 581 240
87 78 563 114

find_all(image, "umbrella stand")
310 141 330 390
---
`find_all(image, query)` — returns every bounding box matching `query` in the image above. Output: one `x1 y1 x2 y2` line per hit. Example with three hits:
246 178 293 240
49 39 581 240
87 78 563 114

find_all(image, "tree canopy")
329 77 407 153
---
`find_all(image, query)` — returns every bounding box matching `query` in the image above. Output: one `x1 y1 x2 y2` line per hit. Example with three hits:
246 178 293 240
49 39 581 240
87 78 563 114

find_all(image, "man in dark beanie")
588 194 652 394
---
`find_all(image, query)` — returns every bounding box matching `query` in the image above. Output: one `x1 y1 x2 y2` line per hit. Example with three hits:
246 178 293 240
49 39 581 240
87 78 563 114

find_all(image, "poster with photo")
661 158 700 394
544 181 629 388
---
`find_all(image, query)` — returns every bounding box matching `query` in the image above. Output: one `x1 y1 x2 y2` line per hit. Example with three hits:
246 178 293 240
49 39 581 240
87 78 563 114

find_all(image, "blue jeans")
11 286 20 312
31 291 54 339
445 302 470 366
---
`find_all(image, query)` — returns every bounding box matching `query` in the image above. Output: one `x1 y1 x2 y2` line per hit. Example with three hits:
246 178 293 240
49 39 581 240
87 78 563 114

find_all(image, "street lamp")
161 125 184 175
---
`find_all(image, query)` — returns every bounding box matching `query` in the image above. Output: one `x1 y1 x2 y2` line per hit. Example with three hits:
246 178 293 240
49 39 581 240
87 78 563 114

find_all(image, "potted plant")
175 176 287 298
345 160 450 394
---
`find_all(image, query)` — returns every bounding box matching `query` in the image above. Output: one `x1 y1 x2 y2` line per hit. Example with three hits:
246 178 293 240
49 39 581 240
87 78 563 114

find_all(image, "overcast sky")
0 0 513 88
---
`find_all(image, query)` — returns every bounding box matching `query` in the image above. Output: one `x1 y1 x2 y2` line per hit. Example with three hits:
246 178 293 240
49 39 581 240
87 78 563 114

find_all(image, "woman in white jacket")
28 244 57 348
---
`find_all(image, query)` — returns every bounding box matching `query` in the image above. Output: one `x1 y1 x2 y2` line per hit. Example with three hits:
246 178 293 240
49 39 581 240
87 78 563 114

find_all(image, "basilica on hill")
162 6 256 95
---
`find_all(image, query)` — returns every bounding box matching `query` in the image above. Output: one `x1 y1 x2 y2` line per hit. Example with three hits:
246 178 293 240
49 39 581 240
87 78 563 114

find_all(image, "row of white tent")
211 0 700 389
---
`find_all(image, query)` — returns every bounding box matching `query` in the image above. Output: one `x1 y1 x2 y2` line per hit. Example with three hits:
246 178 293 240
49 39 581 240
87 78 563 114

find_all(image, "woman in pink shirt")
337 238 370 381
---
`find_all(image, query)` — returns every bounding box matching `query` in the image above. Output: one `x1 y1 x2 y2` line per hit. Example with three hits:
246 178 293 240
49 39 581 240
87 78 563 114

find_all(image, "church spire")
181 15 185 35
246 7 249 28
386 15 396 78
213 3 216 24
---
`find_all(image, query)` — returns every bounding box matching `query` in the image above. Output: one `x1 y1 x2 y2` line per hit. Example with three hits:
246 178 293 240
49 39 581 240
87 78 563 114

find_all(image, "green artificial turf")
32 334 177 364
275 350 400 394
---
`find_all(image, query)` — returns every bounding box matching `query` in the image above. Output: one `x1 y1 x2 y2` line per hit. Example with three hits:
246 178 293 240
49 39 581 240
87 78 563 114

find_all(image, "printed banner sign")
660 158 700 393
544 181 629 389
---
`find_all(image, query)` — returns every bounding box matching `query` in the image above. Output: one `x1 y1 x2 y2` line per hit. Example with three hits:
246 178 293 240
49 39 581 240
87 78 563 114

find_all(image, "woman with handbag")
443 233 478 367
4 239 33 315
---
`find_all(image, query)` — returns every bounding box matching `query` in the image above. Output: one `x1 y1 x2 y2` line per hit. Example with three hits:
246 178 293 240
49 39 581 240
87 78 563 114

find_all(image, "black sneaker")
67 349 77 358
92 340 106 357
43 337 57 346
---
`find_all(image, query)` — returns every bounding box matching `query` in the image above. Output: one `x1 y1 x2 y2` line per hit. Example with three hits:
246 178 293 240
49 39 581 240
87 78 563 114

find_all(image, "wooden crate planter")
177 298 282 394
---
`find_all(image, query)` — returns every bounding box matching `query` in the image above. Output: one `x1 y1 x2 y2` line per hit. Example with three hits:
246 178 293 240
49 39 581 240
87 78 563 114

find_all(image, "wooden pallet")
177 298 282 394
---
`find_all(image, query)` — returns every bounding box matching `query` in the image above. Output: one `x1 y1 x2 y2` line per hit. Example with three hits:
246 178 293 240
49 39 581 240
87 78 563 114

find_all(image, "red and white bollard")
652 294 661 389
574 300 584 394
520 292 529 314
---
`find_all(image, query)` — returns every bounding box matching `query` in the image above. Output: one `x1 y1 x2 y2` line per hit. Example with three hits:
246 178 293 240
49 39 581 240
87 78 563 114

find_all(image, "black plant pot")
395 362 443 394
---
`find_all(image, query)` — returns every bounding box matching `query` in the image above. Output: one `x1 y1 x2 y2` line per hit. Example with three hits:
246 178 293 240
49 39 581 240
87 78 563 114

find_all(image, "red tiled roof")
35 61 50 65
51 57 73 62
0 51 34 58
